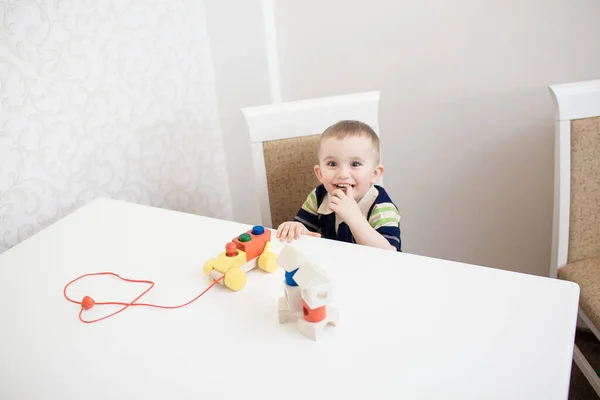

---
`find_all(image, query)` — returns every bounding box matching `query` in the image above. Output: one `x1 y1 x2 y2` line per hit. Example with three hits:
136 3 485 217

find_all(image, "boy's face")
314 135 384 201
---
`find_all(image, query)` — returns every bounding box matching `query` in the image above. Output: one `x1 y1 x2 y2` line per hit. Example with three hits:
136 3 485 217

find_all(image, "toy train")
203 225 277 291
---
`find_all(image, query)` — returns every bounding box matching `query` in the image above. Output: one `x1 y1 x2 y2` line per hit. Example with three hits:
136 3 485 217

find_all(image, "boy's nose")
337 168 350 179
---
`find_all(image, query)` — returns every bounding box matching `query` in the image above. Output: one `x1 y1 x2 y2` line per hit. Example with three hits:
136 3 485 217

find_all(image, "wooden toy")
203 225 278 291
276 245 338 341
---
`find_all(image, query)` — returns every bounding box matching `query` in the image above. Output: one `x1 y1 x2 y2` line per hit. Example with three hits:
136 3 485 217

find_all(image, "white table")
0 198 580 399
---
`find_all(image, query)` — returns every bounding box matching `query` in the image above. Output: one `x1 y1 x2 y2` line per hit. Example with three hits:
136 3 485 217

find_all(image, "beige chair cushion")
559 256 600 329
568 116 600 264
262 135 321 229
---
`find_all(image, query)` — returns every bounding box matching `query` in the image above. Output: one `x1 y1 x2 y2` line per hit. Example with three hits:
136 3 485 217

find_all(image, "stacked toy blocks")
277 245 338 341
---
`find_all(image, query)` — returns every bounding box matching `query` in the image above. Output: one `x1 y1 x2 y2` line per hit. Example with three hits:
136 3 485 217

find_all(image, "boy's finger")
346 184 354 198
286 225 295 242
279 225 290 241
306 231 321 238
294 224 301 239
332 189 344 198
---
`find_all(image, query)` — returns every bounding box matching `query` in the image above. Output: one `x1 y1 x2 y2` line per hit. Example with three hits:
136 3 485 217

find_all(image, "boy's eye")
351 161 362 167
327 161 337 167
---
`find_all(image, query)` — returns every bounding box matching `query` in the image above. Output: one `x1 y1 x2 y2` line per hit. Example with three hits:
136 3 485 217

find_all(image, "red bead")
225 242 237 257
81 296 95 310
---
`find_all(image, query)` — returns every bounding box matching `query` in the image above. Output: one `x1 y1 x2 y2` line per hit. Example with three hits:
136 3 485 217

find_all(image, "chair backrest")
242 91 381 229
262 134 321 229
549 79 600 278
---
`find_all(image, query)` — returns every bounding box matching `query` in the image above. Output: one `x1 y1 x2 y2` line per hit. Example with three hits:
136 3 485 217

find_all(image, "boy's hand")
329 185 363 224
276 221 321 242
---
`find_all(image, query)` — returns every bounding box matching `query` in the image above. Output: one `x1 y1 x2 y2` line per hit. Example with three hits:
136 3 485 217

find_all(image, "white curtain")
0 0 233 253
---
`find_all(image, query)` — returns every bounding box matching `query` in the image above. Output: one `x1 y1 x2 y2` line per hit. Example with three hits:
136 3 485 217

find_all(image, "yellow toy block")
204 242 247 275
258 242 277 273
223 267 247 291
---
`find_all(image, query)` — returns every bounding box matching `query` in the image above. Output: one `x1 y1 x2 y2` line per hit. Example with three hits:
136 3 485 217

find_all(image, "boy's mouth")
334 183 355 193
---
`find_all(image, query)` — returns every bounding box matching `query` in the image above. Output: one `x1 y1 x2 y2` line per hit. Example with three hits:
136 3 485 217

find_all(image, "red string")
63 272 223 323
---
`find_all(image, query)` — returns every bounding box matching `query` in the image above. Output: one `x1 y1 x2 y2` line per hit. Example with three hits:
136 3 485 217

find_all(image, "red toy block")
302 299 326 323
232 226 272 262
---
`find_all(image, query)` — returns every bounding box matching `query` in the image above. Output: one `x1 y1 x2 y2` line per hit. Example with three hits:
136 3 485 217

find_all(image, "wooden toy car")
203 225 278 291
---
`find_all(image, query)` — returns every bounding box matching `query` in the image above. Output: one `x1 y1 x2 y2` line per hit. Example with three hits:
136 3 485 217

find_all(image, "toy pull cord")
63 272 223 323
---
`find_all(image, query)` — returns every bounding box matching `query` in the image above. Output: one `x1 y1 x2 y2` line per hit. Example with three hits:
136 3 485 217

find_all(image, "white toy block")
278 283 302 324
292 262 330 288
276 245 308 273
293 264 332 309
276 245 338 341
284 283 303 311
297 307 339 341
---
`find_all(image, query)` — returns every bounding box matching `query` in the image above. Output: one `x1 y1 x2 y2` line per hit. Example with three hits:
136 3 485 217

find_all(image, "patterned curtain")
0 0 233 253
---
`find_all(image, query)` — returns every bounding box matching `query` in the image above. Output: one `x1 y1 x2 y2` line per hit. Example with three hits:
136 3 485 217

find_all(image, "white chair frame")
241 91 381 229
549 78 600 396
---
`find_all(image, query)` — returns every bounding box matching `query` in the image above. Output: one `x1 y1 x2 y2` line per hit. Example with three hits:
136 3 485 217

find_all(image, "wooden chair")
241 91 381 229
549 78 600 396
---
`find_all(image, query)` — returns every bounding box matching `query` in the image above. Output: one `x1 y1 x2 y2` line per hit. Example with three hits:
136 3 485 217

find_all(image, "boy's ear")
371 164 384 184
314 165 324 183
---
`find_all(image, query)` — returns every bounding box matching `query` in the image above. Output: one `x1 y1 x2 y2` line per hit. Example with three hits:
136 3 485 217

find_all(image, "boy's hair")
320 120 380 161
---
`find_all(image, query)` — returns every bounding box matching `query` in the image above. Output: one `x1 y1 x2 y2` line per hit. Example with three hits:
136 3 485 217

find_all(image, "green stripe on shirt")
371 217 400 229
369 202 401 229
302 190 318 214
370 206 398 216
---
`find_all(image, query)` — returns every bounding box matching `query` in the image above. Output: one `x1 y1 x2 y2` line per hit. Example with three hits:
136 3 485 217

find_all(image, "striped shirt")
294 184 402 251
